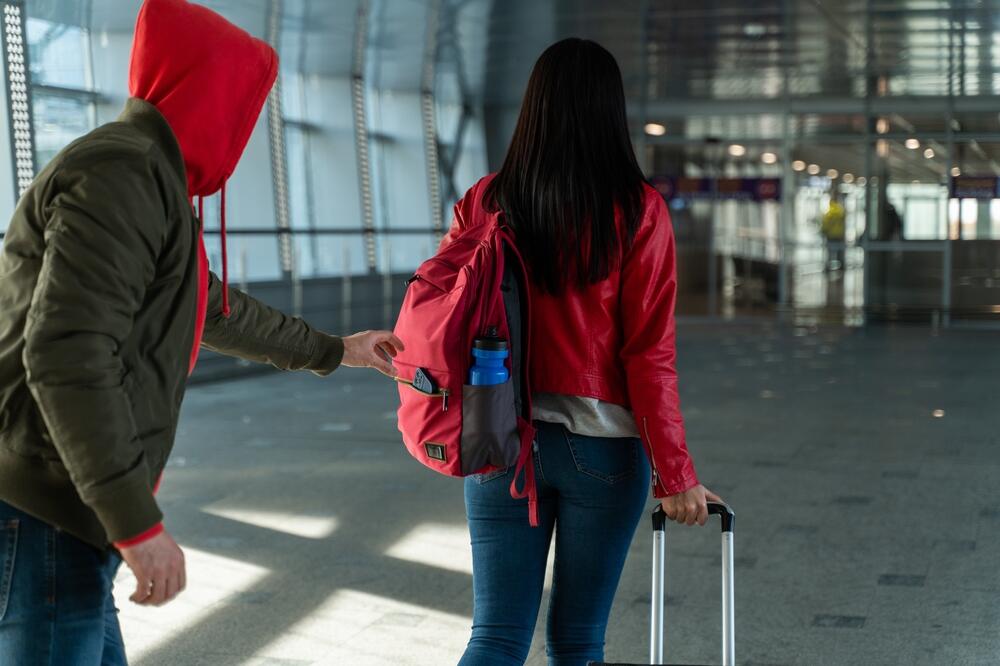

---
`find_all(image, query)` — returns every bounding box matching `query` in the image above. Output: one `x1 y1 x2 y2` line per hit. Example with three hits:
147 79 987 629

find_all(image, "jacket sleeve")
22 157 165 544
620 195 700 497
201 272 344 376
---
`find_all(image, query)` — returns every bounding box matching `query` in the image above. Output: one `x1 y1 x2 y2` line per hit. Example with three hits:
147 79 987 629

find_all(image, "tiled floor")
115 319 1000 665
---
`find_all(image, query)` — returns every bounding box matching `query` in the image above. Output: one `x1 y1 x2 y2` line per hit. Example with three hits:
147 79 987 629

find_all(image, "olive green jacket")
0 99 344 548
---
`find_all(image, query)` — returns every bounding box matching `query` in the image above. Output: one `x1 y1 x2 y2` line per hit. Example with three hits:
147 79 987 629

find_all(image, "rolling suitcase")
592 501 736 666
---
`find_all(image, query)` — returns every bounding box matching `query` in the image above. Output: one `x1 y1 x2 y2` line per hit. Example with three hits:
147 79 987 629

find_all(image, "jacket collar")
117 97 187 188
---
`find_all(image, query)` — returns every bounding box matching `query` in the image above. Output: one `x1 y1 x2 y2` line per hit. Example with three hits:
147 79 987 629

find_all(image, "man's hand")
119 530 186 606
660 484 724 527
342 330 406 377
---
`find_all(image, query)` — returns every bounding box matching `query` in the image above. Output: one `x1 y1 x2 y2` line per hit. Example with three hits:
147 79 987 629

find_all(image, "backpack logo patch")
424 442 447 461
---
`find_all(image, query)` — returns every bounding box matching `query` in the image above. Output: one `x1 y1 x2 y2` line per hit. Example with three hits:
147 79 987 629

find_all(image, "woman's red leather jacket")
442 175 699 497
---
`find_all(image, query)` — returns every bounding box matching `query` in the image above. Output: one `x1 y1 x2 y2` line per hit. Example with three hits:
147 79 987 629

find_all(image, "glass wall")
26 13 96 170
5 0 998 326
1 0 490 289
644 107 1000 324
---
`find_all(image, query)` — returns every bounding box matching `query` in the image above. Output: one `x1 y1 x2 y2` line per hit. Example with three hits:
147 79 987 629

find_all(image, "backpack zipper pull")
441 389 449 412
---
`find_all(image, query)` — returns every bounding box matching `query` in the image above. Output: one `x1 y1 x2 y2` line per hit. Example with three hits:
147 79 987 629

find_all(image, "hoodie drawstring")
195 191 230 319
220 182 230 318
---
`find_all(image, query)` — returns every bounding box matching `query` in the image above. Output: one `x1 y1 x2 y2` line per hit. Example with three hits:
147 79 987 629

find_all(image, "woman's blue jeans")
460 420 651 666
0 500 127 666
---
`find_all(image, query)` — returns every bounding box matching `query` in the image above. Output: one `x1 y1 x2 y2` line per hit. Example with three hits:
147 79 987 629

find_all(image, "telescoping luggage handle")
650 502 735 666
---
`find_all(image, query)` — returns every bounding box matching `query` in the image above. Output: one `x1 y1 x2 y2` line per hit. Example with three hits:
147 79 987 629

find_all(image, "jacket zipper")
642 416 662 491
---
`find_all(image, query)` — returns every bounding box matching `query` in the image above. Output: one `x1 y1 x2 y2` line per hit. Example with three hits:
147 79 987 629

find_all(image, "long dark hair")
485 38 647 295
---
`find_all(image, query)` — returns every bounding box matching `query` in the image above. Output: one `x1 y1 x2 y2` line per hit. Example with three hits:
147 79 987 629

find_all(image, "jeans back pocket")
0 519 18 622
566 433 639 485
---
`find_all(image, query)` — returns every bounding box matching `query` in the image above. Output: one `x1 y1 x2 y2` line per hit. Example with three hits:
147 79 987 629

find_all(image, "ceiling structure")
23 0 1000 179
27 0 1000 100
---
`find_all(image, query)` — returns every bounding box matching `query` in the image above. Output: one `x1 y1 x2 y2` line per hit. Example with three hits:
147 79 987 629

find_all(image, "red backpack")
392 216 540 525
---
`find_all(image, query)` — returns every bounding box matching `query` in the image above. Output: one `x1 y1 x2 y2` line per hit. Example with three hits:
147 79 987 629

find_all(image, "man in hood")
0 0 402 662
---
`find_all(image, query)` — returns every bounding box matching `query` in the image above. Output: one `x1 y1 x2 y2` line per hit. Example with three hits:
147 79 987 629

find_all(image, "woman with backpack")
440 38 722 665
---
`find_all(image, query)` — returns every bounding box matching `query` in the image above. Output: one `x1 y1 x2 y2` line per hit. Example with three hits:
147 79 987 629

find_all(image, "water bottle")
469 328 509 386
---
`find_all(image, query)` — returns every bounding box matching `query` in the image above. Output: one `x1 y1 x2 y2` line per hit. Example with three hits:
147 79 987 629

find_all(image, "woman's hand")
341 330 405 377
660 484 724 527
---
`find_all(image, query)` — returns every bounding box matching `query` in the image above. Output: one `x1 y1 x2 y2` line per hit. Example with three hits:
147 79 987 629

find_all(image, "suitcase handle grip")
652 501 735 533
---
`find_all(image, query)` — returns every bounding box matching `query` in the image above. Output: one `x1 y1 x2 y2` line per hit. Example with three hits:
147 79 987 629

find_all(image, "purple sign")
950 176 999 200
651 177 782 202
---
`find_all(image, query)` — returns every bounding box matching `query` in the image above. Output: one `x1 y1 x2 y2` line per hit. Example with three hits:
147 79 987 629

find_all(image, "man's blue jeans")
460 420 651 666
0 500 127 666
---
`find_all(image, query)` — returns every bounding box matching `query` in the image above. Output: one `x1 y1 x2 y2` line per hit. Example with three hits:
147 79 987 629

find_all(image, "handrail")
0 227 447 241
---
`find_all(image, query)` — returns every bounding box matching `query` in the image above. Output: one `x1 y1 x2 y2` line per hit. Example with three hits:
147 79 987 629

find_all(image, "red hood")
128 0 278 197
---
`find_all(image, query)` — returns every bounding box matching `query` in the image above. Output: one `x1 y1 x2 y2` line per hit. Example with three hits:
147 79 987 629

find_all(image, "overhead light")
843 173 855 183
911 179 920 184
807 163 820 175
644 123 666 136
924 148 935 159
728 144 747 157
876 118 889 134
857 176 867 186
761 152 777 164
743 23 766 37
792 160 807 172
827 169 839 179
905 138 920 149
951 166 961 177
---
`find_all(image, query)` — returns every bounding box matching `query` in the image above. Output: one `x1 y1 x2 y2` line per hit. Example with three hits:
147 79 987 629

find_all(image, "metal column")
636 0 651 175
1 0 34 197
265 0 294 280
420 0 444 240
352 0 377 273
778 0 794 310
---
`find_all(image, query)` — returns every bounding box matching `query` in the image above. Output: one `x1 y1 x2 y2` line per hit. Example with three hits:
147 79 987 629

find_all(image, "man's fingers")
130 575 152 604
159 576 179 606
372 357 397 377
149 572 168 606
705 489 724 504
376 342 397 358
381 333 405 352
370 331 404 350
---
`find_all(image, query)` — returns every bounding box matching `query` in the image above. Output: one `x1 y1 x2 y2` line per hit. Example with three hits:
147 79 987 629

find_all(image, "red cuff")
114 522 164 549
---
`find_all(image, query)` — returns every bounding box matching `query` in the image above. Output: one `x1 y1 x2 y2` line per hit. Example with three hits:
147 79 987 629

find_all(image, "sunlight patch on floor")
385 521 556 588
385 522 474 575
202 505 339 539
114 547 270 660
254 588 471 665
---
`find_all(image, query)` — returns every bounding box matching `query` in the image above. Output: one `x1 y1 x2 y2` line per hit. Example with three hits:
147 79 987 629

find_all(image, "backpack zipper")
397 378 450 411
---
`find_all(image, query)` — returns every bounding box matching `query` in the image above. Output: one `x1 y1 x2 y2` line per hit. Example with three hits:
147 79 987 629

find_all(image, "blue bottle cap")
473 337 507 352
